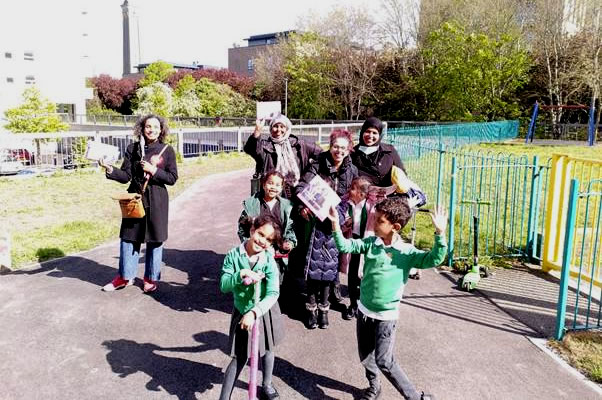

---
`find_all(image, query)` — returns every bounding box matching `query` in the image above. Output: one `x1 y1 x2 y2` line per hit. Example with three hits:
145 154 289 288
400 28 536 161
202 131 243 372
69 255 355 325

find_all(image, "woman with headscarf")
244 113 322 198
351 117 406 187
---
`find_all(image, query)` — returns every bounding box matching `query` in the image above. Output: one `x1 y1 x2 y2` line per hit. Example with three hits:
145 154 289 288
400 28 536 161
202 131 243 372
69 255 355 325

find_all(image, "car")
0 159 24 175
9 148 32 165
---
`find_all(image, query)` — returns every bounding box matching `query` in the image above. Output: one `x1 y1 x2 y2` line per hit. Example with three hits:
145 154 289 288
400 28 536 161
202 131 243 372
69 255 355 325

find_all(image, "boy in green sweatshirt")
329 197 447 400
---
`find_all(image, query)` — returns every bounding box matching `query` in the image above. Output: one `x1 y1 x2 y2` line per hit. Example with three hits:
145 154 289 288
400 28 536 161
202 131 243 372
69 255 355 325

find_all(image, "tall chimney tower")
121 0 131 76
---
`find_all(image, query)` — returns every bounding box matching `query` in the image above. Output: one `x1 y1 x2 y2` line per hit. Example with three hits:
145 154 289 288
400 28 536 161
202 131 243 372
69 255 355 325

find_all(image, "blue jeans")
357 310 421 400
118 240 163 281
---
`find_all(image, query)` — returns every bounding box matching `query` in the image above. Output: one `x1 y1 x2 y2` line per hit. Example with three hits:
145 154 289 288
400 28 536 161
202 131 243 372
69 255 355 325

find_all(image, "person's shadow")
102 330 243 400
274 357 363 399
148 248 231 314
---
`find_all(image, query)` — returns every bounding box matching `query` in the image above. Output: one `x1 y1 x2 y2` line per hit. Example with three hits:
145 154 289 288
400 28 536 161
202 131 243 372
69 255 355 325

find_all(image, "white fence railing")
0 123 365 170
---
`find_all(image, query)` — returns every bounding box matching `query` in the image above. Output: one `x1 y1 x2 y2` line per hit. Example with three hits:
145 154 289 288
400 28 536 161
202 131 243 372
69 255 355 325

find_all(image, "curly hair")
375 196 412 228
133 114 169 143
329 129 354 151
351 176 371 195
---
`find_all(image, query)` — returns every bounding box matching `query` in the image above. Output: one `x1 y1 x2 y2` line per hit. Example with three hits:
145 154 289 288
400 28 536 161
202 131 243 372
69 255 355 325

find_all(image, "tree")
138 61 175 87
134 82 174 117
89 74 138 114
283 32 339 119
4 87 69 132
301 6 380 119
420 22 531 121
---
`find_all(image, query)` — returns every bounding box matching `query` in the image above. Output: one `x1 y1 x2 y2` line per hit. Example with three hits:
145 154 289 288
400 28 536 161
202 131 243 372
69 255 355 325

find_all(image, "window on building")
25 75 35 84
4 52 11 58
247 59 254 71
24 51 34 61
6 77 14 83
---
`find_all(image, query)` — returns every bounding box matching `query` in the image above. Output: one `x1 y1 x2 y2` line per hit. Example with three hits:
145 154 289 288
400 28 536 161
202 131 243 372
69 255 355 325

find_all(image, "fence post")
318 126 322 145
237 127 243 152
177 129 184 157
436 142 444 207
448 157 457 267
526 156 541 261
555 178 579 340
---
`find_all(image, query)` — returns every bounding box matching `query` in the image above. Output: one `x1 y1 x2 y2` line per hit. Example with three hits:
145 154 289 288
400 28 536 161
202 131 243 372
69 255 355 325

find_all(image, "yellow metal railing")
543 154 602 287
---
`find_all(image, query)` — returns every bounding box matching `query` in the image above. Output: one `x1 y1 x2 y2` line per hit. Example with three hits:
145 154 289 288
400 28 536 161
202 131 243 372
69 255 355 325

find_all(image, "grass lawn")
0 152 253 269
549 331 602 383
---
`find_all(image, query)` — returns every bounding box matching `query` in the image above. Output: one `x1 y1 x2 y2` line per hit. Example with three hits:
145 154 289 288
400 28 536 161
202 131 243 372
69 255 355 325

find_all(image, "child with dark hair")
329 197 448 400
340 176 371 320
238 170 296 284
219 215 284 400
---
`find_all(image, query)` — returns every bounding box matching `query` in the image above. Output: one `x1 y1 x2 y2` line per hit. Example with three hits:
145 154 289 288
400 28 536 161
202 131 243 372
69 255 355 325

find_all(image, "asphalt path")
1 169 600 399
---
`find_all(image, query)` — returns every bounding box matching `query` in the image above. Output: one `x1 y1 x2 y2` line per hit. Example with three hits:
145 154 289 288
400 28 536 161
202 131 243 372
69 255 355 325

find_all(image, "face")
270 123 287 140
248 223 276 255
330 137 351 164
263 175 284 200
362 127 380 147
373 211 397 240
349 182 367 204
143 118 161 143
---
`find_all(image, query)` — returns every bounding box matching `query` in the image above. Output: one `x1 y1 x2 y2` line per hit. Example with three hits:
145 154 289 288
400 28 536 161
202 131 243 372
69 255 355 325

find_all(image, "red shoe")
143 277 157 293
102 276 133 292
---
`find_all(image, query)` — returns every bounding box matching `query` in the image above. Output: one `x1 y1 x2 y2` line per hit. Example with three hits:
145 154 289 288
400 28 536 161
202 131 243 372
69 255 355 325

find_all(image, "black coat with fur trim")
107 141 178 243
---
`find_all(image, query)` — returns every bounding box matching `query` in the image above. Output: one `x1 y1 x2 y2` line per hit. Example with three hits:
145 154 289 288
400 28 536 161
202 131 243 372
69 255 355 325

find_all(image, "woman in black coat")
295 129 358 330
244 113 322 198
351 117 406 187
100 114 178 293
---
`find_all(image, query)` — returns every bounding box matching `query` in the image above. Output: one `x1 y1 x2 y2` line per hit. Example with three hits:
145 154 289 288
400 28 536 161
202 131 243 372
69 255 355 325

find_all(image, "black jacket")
351 143 406 187
295 152 358 281
244 134 322 178
107 141 178 243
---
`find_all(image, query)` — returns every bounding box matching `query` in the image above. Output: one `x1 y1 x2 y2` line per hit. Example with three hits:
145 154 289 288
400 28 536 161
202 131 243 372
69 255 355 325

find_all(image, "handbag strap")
141 144 170 194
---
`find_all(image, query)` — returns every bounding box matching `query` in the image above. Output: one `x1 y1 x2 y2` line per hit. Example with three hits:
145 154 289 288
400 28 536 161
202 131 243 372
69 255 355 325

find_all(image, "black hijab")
358 117 384 147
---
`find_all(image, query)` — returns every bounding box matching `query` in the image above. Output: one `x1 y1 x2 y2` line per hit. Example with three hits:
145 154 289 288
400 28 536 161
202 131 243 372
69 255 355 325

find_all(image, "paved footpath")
1 169 600 400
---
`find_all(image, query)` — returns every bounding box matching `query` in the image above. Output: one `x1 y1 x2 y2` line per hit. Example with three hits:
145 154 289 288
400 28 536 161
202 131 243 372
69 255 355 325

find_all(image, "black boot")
318 304 329 329
306 304 317 329
329 280 344 304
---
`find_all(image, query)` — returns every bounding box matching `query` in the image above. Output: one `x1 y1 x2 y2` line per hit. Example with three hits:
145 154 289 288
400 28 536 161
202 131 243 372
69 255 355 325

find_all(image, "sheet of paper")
85 141 120 164
256 101 282 120
297 175 341 221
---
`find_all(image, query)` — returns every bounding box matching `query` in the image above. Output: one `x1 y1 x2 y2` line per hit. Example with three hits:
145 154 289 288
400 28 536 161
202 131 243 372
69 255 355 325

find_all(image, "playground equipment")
460 199 491 291
525 101 597 145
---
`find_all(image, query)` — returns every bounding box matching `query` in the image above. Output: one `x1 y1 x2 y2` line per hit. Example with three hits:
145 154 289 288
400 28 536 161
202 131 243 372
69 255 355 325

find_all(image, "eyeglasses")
331 145 349 151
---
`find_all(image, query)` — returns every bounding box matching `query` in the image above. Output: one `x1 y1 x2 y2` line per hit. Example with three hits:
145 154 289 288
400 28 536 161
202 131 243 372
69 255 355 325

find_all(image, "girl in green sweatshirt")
219 215 284 400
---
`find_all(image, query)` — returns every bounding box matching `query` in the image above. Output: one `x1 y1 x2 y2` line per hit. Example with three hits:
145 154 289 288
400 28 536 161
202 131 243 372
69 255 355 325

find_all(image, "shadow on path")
102 330 232 400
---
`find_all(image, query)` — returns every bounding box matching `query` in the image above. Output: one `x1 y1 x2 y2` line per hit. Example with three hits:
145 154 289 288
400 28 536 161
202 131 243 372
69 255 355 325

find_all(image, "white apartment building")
0 2 94 125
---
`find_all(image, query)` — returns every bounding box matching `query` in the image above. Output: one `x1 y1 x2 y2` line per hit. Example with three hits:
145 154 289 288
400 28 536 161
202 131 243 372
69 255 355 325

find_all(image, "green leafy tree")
4 87 69 132
420 22 530 121
172 74 198 117
134 82 174 117
138 61 175 87
284 32 338 119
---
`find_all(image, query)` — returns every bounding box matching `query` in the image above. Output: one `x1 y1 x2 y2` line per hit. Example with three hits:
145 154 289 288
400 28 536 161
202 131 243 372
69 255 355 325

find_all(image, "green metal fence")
385 120 550 264
387 120 519 150
555 178 602 340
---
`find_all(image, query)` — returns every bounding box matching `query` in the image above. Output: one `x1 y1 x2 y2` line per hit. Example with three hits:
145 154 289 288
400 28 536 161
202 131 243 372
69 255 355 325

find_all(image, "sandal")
143 278 157 293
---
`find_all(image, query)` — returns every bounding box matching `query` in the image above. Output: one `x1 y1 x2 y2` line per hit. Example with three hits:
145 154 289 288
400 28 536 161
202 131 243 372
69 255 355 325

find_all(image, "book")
297 175 341 221
85 141 120 165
